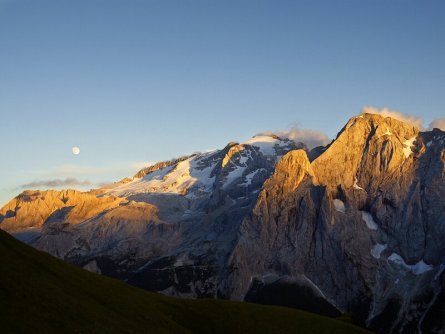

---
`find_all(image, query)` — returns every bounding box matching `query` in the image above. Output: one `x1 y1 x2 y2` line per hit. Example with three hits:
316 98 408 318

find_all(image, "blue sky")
0 0 444 206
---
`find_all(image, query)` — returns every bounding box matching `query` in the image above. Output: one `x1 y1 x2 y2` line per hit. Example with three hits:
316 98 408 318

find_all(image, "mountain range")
1 112 444 333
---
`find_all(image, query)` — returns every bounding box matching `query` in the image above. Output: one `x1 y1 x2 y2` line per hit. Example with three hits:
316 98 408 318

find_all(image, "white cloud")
20 178 91 189
16 161 155 192
361 106 423 128
259 125 330 150
428 118 445 131
25 162 154 177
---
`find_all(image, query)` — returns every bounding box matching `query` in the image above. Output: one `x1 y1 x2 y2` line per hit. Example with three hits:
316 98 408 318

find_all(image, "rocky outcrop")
33 199 167 263
0 189 123 231
133 154 194 179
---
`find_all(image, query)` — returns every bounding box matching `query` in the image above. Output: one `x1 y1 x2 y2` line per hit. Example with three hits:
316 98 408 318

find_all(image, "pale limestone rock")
0 189 123 231
228 114 444 332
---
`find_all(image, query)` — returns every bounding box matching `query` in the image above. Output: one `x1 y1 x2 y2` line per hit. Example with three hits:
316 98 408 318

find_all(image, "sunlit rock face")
1 113 444 333
227 113 445 333
0 189 124 231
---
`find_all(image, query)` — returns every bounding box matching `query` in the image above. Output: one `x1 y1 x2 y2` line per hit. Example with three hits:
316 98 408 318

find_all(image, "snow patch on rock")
83 260 102 274
388 253 433 275
223 165 248 189
241 169 265 186
301 275 327 299
333 199 346 213
243 135 291 157
371 243 387 259
108 153 217 197
402 137 416 158
353 179 364 190
361 211 378 230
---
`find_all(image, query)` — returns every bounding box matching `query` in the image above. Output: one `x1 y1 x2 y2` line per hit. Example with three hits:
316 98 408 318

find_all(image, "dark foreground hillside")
0 229 370 334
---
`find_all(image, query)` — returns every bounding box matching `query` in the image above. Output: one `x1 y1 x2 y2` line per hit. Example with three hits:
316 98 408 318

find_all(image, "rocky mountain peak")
261 149 314 196
228 113 444 332
312 113 420 190
0 189 123 233
222 144 246 168
251 149 315 227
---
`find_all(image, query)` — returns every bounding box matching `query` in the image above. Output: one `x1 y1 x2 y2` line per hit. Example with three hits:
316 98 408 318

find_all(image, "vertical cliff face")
312 114 419 190
228 113 445 332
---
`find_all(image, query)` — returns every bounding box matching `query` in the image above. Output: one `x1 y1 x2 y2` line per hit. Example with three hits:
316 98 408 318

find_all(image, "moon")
72 146 80 155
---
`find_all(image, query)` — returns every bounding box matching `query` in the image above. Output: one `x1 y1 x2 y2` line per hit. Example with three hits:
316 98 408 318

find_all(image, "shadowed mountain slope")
0 229 370 334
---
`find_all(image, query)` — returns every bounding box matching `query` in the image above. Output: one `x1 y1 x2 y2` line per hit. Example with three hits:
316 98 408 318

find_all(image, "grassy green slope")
0 230 371 334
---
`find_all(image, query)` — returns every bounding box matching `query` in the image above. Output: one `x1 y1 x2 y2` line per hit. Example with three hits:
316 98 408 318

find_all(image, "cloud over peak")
258 124 331 150
428 118 445 131
20 178 92 189
361 106 445 131
361 106 423 128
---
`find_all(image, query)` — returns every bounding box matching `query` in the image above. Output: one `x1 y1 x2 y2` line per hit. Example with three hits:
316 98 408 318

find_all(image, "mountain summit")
1 113 444 333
